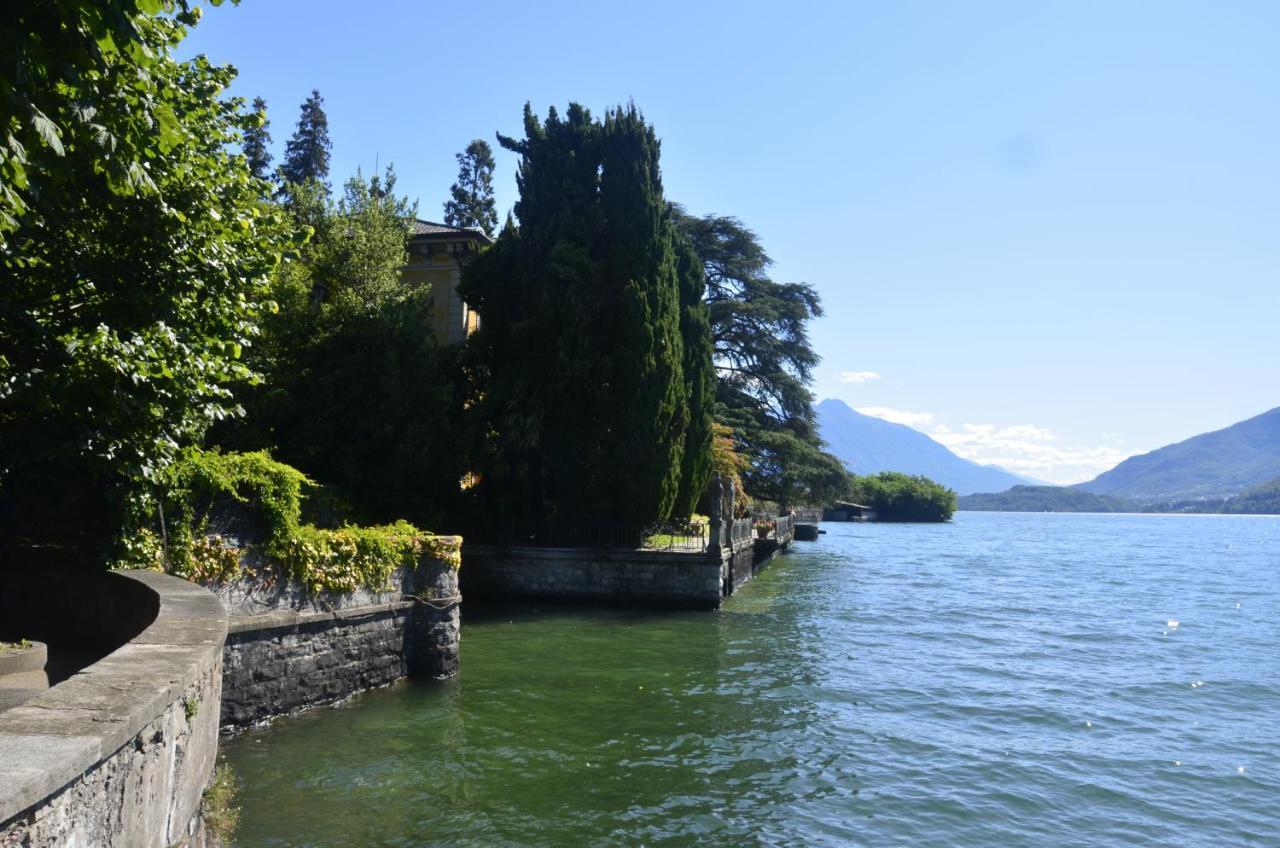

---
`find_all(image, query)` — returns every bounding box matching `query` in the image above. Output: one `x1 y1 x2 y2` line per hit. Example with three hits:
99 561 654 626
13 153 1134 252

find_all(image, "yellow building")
400 219 492 344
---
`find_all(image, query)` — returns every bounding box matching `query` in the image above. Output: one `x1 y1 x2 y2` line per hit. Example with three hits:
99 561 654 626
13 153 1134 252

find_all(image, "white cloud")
929 421 1138 484
839 370 882 384
856 406 935 427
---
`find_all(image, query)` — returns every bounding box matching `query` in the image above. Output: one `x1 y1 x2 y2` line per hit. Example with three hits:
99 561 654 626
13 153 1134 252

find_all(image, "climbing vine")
118 449 460 592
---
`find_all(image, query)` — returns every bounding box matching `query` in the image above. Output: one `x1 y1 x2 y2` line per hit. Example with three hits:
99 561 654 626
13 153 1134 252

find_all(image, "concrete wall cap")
0 570 228 825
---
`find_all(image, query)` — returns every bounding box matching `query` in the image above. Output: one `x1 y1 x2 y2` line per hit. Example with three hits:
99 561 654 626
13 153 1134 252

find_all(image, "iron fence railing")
465 517 709 552
793 508 821 525
640 520 709 552
729 517 753 546
775 514 795 539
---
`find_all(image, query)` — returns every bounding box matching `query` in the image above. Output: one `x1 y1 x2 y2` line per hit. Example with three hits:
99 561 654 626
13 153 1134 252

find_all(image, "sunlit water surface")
224 513 1280 846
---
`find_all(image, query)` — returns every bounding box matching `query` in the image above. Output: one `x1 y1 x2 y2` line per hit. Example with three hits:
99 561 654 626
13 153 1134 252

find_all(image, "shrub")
118 449 460 592
848 472 956 522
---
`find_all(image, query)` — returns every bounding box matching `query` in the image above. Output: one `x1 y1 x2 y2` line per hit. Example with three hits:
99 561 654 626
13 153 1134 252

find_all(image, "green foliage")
670 206 846 507
125 449 460 593
672 234 716 518
0 3 290 559
319 167 416 314
849 472 956 522
217 167 467 527
461 103 706 532
182 695 199 721
243 96 273 182
202 763 241 843
286 521 459 595
137 449 309 581
0 1 224 236
279 89 331 189
443 139 499 237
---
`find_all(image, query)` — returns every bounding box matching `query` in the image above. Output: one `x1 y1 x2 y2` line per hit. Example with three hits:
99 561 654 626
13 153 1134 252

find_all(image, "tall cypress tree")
242 96 273 181
461 103 700 533
443 139 498 237
279 89 331 188
672 231 716 518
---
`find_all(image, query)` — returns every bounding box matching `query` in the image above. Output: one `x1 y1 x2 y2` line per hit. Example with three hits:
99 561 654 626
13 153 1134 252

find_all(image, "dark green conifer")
461 103 703 533
242 96 273 182
443 139 498 237
672 231 716 517
279 89 332 188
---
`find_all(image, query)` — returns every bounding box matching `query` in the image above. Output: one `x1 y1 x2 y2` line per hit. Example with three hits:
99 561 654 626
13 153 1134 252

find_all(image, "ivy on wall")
121 449 460 593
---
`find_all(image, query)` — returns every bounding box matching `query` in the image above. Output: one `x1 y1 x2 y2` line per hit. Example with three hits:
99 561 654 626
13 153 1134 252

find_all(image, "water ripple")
225 513 1280 847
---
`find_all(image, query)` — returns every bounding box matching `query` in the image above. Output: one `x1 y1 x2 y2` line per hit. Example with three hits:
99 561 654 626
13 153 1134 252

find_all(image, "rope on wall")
402 593 463 611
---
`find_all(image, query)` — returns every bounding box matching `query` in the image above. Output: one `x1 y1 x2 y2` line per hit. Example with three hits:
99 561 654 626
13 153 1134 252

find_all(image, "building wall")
401 239 475 345
400 264 455 343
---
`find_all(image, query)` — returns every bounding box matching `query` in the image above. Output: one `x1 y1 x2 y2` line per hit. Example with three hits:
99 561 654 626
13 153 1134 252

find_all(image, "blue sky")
183 0 1280 484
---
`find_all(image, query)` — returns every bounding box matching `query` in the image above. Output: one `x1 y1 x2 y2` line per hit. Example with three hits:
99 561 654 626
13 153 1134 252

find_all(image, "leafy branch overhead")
0 1 233 237
0 0 290 557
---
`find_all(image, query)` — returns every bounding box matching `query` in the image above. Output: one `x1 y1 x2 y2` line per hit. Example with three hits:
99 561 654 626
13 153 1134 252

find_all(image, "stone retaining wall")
461 531 791 609
218 548 460 731
0 571 227 848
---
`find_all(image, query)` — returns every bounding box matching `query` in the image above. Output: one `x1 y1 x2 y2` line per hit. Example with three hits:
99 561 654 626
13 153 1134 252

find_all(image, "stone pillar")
407 547 461 679
707 472 725 557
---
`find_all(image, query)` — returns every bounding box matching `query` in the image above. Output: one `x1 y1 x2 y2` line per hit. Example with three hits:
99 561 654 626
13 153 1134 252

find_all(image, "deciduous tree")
0 4 289 558
0 1 217 237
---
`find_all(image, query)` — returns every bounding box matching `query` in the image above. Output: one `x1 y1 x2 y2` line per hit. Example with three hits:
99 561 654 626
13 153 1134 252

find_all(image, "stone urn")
0 640 49 691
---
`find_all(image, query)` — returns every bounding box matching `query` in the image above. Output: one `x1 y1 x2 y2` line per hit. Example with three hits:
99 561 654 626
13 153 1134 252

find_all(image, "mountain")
958 486 1134 513
1076 406 1280 501
816 398 1033 496
1221 476 1280 514
959 478 1280 515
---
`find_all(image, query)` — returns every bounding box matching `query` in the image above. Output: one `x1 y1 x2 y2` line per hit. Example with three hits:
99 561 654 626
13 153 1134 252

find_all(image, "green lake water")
223 513 1280 846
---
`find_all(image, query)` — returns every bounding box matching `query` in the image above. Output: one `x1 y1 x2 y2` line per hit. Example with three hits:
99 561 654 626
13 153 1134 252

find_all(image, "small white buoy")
1173 760 1181 766
1085 721 1092 728
1167 619 1180 629
1237 765 1246 774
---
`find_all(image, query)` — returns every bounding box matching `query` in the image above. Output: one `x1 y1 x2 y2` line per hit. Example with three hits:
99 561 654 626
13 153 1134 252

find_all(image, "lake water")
223 513 1280 847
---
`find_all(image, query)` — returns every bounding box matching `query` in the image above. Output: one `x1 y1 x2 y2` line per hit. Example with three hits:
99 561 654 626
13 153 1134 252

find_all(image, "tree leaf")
31 109 64 156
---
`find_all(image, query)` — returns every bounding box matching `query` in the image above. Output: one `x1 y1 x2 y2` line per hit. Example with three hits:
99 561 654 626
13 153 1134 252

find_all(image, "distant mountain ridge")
816 398 1032 496
959 486 1135 513
1075 405 1280 501
959 477 1280 515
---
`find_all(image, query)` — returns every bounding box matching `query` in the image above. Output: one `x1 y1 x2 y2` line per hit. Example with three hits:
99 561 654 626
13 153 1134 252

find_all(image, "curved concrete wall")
0 570 227 848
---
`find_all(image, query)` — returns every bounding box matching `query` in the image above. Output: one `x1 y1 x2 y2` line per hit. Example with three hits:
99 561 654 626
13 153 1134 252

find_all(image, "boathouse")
823 501 878 522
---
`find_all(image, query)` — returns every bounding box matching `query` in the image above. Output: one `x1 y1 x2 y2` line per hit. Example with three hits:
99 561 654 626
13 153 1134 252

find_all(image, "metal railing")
792 508 821 525
640 520 709 552
775 513 795 539
728 517 753 546
465 517 709 552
